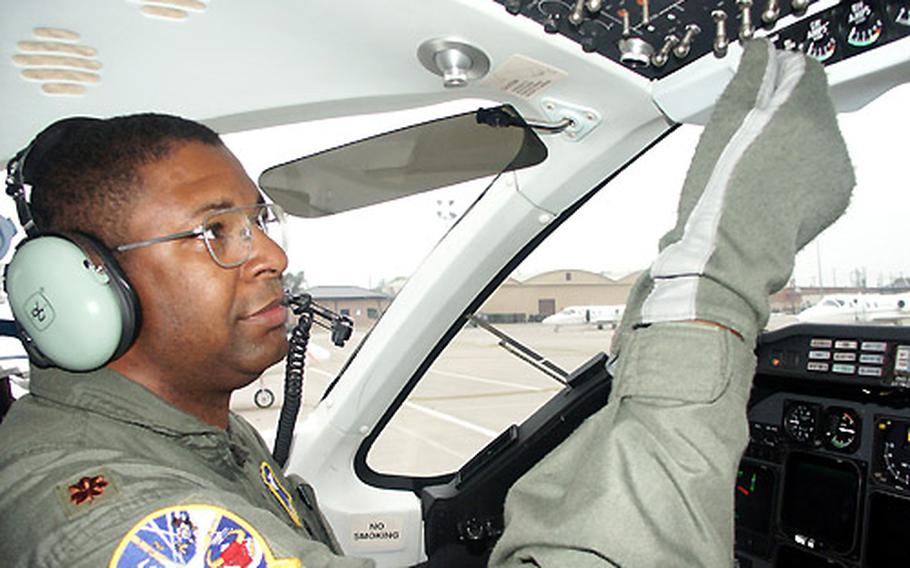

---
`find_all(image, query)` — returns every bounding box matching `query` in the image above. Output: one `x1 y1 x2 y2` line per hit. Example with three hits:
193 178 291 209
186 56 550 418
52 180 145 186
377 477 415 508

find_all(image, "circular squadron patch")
109 504 301 567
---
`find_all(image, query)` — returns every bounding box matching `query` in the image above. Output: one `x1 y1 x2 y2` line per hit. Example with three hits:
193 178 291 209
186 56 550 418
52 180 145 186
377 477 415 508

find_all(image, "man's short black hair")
25 113 223 247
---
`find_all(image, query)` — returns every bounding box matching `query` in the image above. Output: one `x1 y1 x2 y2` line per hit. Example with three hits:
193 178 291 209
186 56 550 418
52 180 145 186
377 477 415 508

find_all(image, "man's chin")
234 335 289 381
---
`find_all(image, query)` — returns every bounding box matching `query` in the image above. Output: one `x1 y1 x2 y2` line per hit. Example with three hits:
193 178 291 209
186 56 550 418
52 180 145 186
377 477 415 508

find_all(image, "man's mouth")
242 297 288 328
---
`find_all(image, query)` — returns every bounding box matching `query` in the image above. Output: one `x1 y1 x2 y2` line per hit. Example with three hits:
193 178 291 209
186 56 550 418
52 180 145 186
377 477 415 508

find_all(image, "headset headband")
5 117 103 236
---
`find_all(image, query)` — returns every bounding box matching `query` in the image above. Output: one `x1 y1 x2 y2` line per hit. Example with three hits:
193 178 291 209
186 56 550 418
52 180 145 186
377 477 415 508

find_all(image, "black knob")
581 36 599 52
505 0 523 15
544 16 560 33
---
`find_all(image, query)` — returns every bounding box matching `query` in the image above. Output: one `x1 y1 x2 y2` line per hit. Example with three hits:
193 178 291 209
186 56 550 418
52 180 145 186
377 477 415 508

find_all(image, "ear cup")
3 232 141 371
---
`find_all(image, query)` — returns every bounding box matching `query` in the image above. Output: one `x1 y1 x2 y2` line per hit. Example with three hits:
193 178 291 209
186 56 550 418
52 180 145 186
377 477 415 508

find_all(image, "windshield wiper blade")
467 315 569 385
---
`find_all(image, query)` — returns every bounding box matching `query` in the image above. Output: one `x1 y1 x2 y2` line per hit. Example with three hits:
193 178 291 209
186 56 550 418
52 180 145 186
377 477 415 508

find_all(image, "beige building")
480 269 642 322
306 286 391 330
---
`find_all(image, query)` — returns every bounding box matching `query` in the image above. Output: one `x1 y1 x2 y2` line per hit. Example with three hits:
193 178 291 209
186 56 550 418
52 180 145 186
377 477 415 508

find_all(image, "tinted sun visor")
258 105 548 218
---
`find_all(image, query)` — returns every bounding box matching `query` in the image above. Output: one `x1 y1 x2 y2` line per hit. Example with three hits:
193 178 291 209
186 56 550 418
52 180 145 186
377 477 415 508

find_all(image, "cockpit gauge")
886 0 910 27
843 0 884 48
874 418 910 489
804 15 838 62
783 401 820 444
822 407 861 452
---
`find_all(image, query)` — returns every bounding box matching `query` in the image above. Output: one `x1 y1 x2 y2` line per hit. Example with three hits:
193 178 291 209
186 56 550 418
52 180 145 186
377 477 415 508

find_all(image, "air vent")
13 28 101 96
138 0 209 21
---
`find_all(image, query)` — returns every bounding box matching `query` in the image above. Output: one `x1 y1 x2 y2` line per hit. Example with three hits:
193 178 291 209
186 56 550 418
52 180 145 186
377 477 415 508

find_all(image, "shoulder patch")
259 462 302 528
109 504 302 568
55 469 120 519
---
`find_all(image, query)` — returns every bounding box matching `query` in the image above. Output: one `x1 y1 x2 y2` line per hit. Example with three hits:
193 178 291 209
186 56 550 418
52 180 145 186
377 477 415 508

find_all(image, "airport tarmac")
232 322 617 478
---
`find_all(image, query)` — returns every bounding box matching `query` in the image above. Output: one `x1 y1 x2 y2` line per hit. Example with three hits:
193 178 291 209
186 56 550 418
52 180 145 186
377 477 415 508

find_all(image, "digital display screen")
779 453 860 554
735 461 776 535
866 492 910 566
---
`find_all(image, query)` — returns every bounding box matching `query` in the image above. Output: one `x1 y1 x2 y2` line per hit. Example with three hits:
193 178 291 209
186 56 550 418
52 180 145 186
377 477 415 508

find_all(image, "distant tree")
282 270 307 294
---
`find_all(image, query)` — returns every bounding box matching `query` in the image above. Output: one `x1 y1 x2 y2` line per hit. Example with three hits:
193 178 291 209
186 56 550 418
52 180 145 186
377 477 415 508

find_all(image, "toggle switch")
791 0 810 15
738 0 755 40
569 0 586 25
712 10 730 57
762 0 781 27
651 34 679 67
673 23 701 58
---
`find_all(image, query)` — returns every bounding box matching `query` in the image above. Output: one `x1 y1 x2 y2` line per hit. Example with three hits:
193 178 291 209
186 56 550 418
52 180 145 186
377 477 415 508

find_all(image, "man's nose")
245 225 288 277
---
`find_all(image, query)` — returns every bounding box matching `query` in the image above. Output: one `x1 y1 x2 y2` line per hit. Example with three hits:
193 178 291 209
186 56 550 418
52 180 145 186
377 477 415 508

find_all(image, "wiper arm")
467 315 569 385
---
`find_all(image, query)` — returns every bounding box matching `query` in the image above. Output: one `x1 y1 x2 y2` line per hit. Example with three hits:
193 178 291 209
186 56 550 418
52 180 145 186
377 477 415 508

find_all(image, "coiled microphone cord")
273 295 313 467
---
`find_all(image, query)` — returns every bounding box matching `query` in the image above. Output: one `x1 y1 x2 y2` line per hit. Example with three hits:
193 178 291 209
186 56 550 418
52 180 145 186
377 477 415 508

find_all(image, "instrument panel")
756 323 910 389
493 0 910 80
737 324 910 566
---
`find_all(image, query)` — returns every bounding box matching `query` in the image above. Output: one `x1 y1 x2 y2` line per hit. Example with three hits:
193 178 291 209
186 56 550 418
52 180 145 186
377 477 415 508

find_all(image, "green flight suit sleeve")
490 323 755 568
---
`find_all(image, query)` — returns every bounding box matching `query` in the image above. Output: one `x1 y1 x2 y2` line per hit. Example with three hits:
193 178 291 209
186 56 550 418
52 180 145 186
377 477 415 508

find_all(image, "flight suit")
0 366 373 567
490 39 854 568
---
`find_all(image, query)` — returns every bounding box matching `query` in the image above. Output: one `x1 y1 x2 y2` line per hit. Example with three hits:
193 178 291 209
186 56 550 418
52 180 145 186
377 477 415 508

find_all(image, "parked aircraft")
797 292 910 324
542 304 625 329
1 2 909 567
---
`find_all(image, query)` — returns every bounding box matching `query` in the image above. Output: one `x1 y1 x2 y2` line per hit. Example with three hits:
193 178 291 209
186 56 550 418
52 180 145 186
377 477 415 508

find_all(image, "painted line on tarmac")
306 367 336 378
390 424 466 460
403 401 497 438
428 369 546 392
410 388 559 403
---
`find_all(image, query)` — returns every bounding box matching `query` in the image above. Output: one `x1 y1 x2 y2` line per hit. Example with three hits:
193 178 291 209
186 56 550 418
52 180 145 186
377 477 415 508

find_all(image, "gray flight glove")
613 39 855 352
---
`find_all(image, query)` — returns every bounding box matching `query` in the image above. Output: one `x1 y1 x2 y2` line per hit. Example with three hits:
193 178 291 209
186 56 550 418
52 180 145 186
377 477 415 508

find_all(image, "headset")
3 118 141 372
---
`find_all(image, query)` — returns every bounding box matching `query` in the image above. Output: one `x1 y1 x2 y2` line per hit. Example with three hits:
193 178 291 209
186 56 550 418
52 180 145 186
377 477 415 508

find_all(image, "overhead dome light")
13 28 102 96
137 0 209 21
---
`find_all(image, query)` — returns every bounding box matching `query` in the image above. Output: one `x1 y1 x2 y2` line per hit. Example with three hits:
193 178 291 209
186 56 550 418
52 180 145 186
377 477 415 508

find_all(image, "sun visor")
258 105 548 218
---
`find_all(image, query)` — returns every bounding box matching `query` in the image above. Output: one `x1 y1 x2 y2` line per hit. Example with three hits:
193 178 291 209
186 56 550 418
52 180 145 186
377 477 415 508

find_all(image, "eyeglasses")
115 203 287 268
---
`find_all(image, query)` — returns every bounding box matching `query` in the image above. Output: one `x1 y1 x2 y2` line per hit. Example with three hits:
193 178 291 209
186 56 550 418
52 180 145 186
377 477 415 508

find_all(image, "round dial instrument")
843 0 884 48
823 407 860 452
877 418 910 488
805 16 838 62
783 402 819 444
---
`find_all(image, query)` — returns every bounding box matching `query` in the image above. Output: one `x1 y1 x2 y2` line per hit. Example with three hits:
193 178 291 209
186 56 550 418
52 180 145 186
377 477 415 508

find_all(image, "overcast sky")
224 83 910 291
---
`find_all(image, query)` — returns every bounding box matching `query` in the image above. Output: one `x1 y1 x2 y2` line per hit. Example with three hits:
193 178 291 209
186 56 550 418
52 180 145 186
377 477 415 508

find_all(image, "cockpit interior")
2 1 909 566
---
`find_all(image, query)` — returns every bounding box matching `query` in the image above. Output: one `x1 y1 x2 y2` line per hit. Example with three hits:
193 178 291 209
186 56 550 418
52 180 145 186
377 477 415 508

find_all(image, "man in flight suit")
0 39 854 567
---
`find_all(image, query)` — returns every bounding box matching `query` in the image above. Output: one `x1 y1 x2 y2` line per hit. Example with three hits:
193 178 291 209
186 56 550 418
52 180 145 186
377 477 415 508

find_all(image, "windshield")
218 85 910 465
361 83 910 478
